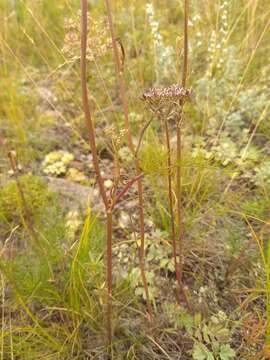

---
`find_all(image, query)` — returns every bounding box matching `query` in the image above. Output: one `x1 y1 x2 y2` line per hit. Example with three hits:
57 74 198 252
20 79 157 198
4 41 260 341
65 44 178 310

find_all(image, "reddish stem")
164 120 181 303
176 0 189 303
106 210 113 347
81 0 113 347
104 0 153 321
81 0 108 210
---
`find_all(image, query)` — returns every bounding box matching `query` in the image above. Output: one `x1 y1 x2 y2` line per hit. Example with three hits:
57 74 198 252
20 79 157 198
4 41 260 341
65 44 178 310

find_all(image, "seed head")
141 84 192 114
62 13 112 61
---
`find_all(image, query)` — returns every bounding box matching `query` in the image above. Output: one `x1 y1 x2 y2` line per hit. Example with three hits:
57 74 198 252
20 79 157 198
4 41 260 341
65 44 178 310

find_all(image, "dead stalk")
182 0 189 90
164 118 181 303
81 0 152 348
104 0 153 321
106 209 113 348
81 0 108 210
81 0 113 347
176 0 189 293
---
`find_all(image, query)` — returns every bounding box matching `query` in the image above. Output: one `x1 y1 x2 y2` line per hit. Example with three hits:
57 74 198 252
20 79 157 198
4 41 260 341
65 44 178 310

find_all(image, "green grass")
1 0 270 358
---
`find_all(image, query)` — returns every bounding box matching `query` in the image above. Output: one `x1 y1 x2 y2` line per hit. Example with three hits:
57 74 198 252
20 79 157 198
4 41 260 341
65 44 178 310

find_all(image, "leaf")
168 261 175 272
219 344 236 360
202 324 211 344
129 268 141 287
180 311 194 334
194 312 202 326
215 327 230 342
160 258 169 268
192 343 214 360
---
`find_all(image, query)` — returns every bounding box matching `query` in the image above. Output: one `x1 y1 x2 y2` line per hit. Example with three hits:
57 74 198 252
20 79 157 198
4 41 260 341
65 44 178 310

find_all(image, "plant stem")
164 118 181 303
104 0 153 321
176 115 184 283
136 162 153 321
81 0 113 346
176 0 189 298
104 0 133 153
106 209 113 348
182 0 189 89
113 173 144 206
81 0 108 209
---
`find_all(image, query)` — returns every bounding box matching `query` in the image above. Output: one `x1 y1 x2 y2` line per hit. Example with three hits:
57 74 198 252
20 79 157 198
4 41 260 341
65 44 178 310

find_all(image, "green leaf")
180 311 194 333
219 344 236 360
160 258 168 268
202 325 211 344
192 343 214 360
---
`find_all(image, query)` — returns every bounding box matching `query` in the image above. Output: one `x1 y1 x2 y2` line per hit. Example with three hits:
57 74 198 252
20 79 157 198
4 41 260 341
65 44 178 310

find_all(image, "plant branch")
81 0 108 210
113 173 144 207
135 117 154 157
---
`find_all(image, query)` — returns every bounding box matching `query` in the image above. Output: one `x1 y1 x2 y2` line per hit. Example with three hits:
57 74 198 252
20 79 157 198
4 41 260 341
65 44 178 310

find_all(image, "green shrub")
0 174 55 228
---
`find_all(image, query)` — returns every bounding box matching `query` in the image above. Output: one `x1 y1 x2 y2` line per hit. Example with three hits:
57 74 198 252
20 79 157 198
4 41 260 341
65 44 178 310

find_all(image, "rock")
46 177 103 212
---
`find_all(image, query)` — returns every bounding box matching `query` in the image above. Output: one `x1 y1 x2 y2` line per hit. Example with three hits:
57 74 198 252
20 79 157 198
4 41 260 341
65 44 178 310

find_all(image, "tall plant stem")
164 119 181 303
106 210 113 348
176 0 189 290
182 0 189 89
176 116 184 283
104 0 133 153
81 0 108 210
104 0 153 321
81 0 113 347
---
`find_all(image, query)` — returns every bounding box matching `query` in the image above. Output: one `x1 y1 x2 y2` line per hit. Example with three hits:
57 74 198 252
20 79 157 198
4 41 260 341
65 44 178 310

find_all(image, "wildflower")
141 84 192 114
142 84 192 104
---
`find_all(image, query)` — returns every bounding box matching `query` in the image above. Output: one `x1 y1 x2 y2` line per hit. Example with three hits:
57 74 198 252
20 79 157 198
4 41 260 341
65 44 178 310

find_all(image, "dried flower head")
104 126 127 151
142 85 192 102
141 84 192 114
62 12 112 61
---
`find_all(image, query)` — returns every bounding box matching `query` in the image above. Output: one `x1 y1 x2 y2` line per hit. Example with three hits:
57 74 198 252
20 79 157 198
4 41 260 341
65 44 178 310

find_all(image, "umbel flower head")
141 84 192 113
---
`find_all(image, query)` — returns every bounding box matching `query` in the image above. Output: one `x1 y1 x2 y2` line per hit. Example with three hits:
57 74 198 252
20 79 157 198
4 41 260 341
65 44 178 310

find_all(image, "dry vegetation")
0 0 270 359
